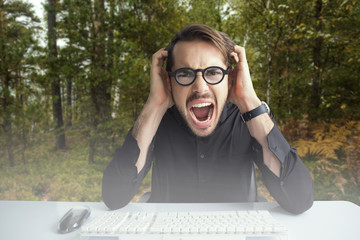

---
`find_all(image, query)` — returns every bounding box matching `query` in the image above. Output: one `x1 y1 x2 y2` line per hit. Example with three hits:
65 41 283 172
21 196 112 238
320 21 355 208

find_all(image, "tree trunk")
15 67 28 164
286 47 292 116
88 0 110 163
66 76 72 128
107 0 115 120
310 0 323 121
19 92 27 164
0 0 15 166
48 0 66 150
266 0 272 105
2 75 15 167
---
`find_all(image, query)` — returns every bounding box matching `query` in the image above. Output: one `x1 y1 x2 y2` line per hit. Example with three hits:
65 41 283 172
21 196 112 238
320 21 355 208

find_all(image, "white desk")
0 200 359 240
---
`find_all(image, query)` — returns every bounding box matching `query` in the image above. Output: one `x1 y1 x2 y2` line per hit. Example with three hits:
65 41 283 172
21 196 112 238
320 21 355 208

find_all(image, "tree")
0 0 40 166
58 0 89 130
47 0 66 150
186 0 225 30
58 0 118 162
308 0 323 120
231 0 292 108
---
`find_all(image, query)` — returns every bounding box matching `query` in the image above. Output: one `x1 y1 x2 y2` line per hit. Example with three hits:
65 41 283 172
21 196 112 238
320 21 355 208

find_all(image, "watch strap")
241 101 270 122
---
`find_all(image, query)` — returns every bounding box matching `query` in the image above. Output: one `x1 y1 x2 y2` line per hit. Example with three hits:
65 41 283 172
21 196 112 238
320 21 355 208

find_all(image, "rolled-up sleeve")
102 129 153 210
254 125 314 214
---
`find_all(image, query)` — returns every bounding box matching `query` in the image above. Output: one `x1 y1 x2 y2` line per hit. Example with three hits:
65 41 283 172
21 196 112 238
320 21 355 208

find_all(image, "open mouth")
189 102 214 127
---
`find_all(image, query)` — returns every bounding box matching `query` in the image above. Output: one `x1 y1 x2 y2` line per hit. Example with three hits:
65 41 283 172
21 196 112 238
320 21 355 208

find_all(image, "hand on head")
228 45 261 112
148 48 174 109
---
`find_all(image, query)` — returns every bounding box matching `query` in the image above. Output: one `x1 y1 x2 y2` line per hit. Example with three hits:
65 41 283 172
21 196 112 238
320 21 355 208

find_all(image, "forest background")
1 0 359 205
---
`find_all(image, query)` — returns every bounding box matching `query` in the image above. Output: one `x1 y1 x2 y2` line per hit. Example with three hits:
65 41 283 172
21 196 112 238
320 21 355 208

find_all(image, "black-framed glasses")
169 66 229 86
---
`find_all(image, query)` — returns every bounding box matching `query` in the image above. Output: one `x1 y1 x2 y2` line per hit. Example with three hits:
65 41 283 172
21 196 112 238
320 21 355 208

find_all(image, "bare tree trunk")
286 47 292 115
0 0 15 166
266 0 272 105
48 0 66 150
88 0 110 163
2 75 15 167
19 92 27 164
66 76 72 128
14 67 28 164
310 0 323 121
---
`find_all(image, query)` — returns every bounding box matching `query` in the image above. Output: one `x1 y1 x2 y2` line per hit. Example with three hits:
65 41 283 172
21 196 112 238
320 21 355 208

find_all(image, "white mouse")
58 205 91 234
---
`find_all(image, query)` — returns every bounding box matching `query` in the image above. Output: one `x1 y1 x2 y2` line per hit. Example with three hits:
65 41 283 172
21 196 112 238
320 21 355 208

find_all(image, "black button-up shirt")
102 102 313 214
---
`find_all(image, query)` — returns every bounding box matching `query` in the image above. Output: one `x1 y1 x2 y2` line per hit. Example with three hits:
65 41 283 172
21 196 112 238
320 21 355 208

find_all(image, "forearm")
246 112 281 177
230 46 312 213
251 122 314 214
258 148 314 214
102 154 138 209
103 48 170 209
234 97 281 178
102 131 148 210
132 98 168 173
230 45 281 177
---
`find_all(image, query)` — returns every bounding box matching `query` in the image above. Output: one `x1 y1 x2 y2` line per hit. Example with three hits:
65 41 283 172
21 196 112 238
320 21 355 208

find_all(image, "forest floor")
1 120 359 206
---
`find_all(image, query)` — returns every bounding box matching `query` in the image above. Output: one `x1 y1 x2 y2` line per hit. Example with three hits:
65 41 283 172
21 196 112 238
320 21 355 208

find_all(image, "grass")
0 131 108 202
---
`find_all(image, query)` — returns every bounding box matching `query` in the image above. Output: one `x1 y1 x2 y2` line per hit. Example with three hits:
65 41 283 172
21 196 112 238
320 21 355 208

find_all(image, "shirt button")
200 153 205 159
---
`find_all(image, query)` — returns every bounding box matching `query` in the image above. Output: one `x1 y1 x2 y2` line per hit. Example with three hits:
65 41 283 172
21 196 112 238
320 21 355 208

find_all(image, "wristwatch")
241 101 270 122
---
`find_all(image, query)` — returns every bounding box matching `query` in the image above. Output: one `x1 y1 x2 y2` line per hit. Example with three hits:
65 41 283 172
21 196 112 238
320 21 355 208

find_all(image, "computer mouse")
58 205 91 234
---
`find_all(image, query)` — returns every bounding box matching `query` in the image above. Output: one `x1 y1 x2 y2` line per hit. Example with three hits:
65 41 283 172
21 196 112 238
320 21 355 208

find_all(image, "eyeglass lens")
175 67 225 85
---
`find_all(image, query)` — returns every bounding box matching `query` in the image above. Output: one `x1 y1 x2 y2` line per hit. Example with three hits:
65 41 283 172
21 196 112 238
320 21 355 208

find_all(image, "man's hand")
229 45 281 178
148 48 174 109
132 48 174 173
228 45 261 113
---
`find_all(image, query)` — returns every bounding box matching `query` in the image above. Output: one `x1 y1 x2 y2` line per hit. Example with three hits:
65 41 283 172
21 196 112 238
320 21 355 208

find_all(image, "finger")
230 52 239 64
152 48 168 67
233 45 247 63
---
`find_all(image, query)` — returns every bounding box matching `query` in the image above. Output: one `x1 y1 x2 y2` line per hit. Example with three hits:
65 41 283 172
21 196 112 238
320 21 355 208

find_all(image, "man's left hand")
228 45 261 113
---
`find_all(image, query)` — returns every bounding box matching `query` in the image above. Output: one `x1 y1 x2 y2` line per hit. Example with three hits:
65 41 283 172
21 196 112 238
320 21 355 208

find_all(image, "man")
102 24 313 214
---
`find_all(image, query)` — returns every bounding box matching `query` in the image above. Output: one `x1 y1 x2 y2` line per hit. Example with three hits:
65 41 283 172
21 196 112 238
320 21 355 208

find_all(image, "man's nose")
192 72 209 93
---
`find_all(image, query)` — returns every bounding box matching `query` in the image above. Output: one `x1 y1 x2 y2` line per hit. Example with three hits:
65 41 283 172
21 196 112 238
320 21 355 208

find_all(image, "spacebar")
163 235 246 240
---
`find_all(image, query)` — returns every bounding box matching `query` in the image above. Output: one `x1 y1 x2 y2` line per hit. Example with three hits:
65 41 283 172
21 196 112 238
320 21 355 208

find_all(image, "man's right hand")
148 48 174 109
132 48 174 173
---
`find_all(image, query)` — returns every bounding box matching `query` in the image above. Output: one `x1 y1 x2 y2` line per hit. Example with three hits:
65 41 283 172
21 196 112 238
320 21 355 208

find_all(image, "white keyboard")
81 210 287 240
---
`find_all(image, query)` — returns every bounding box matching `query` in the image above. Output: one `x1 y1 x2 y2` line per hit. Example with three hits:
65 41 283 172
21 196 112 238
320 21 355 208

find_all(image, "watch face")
262 101 270 113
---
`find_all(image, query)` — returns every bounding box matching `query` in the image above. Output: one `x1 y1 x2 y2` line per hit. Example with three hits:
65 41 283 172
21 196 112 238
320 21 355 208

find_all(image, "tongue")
192 106 210 121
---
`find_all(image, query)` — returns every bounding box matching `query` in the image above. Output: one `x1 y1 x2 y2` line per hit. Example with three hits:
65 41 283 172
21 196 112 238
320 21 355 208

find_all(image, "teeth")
192 102 212 108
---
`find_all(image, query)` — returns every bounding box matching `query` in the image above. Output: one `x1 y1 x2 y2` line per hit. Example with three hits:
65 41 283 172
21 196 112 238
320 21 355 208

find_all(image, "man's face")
170 40 230 137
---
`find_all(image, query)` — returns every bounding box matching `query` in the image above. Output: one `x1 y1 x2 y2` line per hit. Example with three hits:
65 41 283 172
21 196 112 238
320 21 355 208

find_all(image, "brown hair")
165 23 235 72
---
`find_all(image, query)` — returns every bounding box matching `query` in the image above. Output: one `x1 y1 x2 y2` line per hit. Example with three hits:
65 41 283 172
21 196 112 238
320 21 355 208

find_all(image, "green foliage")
230 0 360 121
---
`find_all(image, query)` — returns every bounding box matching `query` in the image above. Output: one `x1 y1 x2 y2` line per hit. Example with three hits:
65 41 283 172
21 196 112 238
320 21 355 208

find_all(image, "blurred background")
0 0 359 204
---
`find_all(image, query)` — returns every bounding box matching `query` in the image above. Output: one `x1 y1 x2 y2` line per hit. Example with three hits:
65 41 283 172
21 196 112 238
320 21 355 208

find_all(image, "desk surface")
0 200 359 240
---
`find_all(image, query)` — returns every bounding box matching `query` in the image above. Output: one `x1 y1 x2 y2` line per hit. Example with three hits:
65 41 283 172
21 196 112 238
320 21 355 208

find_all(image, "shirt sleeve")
102 129 153 210
253 119 314 214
